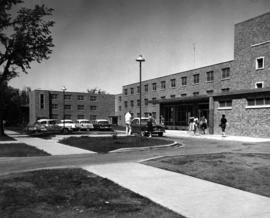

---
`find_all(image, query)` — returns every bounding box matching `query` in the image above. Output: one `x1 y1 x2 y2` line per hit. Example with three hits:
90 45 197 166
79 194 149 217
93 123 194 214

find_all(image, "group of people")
188 116 208 135
189 114 228 136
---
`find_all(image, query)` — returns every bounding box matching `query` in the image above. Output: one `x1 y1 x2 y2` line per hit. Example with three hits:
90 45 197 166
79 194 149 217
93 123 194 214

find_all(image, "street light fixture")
62 86 67 133
136 55 145 137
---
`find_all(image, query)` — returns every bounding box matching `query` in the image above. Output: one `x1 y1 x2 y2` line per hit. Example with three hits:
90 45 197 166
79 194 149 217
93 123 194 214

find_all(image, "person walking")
220 114 227 137
147 113 154 138
200 116 207 134
125 111 132 135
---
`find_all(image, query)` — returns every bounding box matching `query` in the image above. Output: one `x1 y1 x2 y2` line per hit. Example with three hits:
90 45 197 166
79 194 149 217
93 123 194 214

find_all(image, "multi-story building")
29 89 117 124
120 12 270 137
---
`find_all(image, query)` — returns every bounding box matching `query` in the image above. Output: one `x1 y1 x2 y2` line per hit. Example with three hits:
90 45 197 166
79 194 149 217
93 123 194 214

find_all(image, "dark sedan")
130 117 165 136
92 119 112 131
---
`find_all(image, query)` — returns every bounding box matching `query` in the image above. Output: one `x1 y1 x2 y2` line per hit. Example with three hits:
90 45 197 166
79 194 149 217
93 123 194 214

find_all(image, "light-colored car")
25 119 61 134
75 119 94 131
92 119 112 130
57 119 78 133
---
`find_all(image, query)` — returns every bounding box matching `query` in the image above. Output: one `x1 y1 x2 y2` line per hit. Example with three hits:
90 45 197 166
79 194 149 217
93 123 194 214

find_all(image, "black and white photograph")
1 0 270 217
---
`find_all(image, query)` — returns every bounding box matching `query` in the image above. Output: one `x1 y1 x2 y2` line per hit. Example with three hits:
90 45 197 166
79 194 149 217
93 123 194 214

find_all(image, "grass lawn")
0 168 184 218
145 152 270 197
0 143 49 157
60 136 174 153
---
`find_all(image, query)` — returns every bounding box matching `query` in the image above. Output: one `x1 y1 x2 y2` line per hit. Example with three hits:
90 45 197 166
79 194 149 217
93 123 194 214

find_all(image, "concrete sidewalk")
83 162 270 218
165 130 270 143
5 130 94 155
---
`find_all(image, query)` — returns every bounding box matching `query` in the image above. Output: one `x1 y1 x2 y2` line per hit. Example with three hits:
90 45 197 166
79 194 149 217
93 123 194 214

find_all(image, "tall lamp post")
136 55 145 137
62 86 67 133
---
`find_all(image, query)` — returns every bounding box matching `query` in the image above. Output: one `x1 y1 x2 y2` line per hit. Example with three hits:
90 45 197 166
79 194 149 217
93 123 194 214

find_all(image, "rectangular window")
206 71 214 82
118 96 122 102
90 105 97 110
124 89 128 95
193 74 199 84
255 82 264 88
193 92 199 96
130 100 134 107
144 98 148 106
124 101 128 108
152 83 157 91
181 76 187 86
221 88 230 93
181 93 187 97
144 112 148 117
130 87 134 94
51 94 58 100
152 97 157 105
40 94 44 109
77 105 84 110
137 86 140 94
77 114 84 119
64 114 71 119
137 99 140 106
161 81 166 89
206 90 214 95
161 96 166 99
64 104 71 110
219 100 232 109
77 95 84 101
170 79 176 88
90 96 97 101
119 106 122 111
137 113 140 117
170 95 176 98
222 68 230 79
90 115 97 120
144 84 148 92
256 57 264 70
51 114 58 119
64 95 71 100
247 97 270 107
52 104 58 109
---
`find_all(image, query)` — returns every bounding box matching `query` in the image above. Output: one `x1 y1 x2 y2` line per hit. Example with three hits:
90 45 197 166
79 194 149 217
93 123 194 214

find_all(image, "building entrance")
160 101 209 129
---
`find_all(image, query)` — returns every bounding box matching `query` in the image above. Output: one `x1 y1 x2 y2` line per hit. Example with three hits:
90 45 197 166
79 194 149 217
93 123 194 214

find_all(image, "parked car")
130 117 165 136
25 119 61 134
75 119 94 131
92 119 112 131
57 120 78 133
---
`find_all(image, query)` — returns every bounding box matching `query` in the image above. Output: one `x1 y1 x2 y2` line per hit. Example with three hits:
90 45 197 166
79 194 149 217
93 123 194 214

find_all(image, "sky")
9 0 270 94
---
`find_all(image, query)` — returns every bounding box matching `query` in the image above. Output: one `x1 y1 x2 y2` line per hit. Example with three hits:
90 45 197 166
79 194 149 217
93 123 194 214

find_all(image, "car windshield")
140 118 156 125
48 121 56 125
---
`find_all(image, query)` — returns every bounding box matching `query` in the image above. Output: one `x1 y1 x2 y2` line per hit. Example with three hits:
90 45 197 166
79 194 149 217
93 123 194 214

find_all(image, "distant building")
119 12 270 137
29 89 117 124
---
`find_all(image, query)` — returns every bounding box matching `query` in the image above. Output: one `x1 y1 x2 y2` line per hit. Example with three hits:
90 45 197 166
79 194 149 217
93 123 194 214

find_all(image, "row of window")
51 94 97 101
127 112 157 119
218 97 270 109
51 114 97 120
51 104 97 111
124 68 230 95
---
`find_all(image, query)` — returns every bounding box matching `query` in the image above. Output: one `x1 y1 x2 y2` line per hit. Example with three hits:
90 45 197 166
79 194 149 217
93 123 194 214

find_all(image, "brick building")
29 89 116 124
120 12 270 137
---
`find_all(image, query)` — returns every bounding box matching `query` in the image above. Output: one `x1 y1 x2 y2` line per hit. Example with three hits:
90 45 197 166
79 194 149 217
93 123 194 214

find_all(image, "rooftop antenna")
193 43 196 68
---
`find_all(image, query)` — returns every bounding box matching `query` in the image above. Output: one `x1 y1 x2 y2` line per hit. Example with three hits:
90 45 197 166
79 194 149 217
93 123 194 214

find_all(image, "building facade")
120 12 270 137
29 90 116 124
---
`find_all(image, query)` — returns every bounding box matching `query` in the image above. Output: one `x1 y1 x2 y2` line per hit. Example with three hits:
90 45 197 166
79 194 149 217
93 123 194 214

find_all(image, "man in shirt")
125 111 132 135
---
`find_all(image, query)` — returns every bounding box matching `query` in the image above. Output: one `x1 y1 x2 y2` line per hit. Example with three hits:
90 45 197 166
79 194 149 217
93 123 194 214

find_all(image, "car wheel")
158 132 163 137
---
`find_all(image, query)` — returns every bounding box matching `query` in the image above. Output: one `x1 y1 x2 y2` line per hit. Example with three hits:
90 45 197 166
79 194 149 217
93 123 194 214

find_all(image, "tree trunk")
0 109 4 136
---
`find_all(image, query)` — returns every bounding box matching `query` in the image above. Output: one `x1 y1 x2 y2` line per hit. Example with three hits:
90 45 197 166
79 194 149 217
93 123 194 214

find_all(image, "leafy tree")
0 0 54 136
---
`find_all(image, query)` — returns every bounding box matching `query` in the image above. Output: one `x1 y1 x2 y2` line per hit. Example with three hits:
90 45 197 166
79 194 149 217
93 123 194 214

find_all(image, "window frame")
193 74 200 84
255 57 264 70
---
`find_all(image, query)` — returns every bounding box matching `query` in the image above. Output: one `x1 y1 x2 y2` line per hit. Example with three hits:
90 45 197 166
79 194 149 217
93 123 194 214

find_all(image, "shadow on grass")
0 168 184 218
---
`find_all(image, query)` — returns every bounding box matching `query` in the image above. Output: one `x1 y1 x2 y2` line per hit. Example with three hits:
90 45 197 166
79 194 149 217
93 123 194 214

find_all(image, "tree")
0 0 54 136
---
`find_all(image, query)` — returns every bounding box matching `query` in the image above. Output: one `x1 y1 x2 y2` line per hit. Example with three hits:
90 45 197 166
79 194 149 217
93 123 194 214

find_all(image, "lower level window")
247 97 270 107
219 100 232 109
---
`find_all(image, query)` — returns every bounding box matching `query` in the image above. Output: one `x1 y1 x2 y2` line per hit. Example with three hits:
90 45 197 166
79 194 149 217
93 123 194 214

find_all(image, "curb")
110 141 183 153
